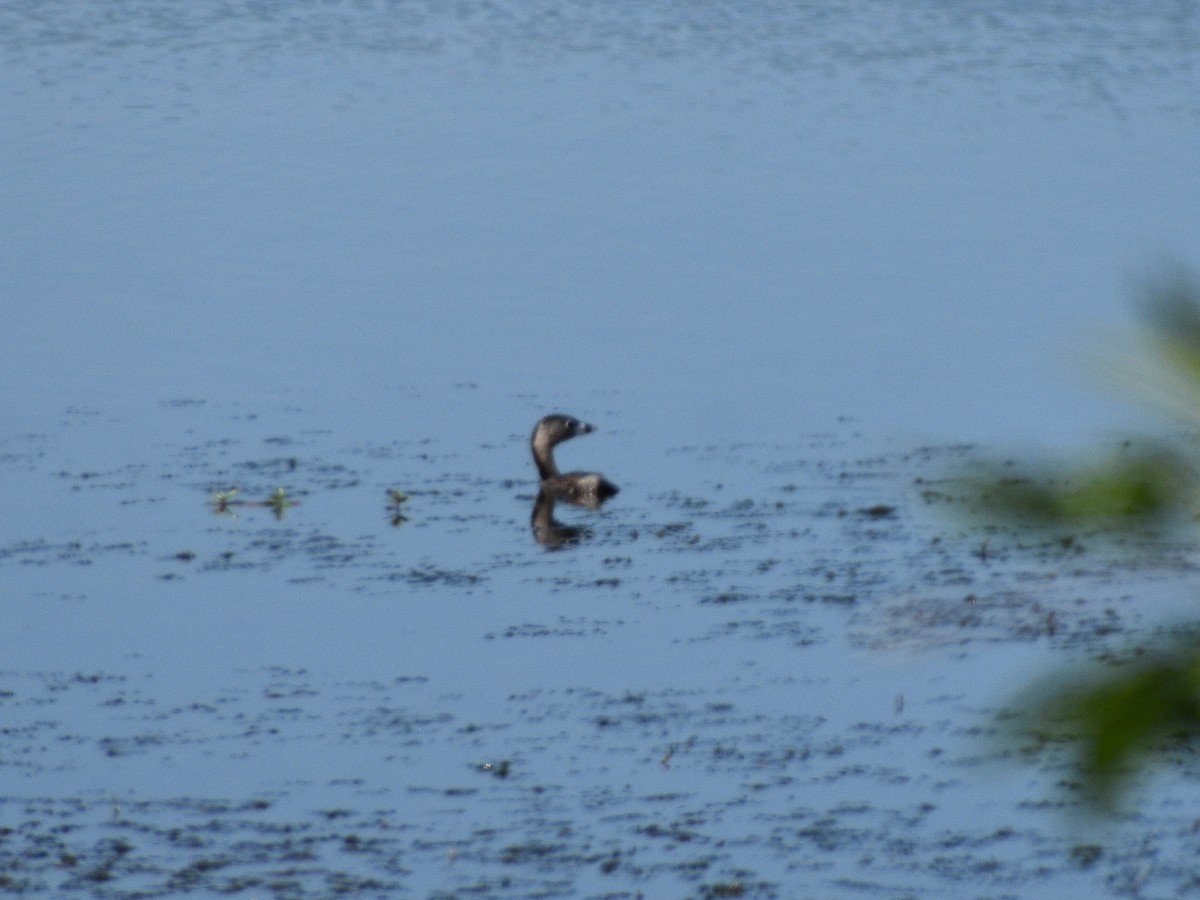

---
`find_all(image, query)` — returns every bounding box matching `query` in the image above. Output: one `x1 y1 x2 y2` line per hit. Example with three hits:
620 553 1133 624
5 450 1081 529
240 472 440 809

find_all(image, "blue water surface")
3 3 1200 897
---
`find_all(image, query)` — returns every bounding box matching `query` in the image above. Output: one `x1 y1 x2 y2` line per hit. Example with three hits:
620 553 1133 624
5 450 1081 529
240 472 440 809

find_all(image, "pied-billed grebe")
530 414 619 510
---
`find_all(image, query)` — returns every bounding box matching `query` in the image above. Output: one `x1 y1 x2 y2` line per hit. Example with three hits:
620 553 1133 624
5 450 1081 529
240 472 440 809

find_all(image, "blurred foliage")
961 448 1192 528
955 266 1200 811
1015 644 1200 810
1144 268 1200 389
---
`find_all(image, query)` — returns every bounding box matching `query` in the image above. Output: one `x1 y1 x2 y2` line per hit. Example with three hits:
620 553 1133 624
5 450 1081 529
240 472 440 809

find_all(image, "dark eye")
565 419 576 429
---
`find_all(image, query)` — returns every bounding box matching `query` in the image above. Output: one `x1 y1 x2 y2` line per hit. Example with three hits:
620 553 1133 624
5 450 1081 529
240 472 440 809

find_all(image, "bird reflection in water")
531 488 586 547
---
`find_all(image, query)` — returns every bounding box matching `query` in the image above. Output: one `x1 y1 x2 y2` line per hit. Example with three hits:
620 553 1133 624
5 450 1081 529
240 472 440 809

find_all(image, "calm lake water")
3 2 1200 897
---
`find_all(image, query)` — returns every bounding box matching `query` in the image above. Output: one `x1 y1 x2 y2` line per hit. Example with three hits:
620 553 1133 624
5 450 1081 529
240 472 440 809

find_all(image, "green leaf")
1009 645 1200 810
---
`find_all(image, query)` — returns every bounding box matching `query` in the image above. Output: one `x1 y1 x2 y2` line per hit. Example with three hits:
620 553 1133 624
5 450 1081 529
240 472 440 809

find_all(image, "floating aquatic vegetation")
262 487 295 520
209 487 239 517
386 489 409 526
208 486 299 520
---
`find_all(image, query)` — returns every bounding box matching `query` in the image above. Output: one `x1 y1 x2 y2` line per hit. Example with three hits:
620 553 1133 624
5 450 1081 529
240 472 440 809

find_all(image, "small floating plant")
386 488 409 526
209 487 240 517
263 487 296 520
